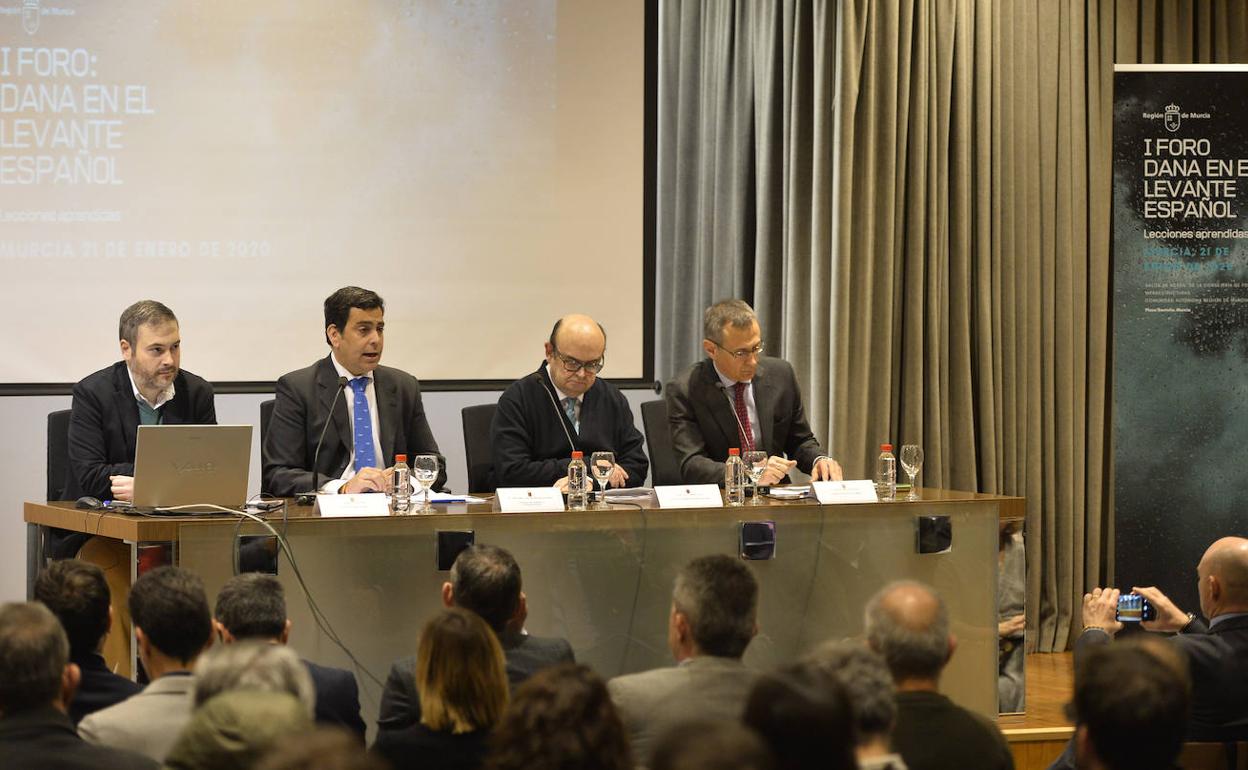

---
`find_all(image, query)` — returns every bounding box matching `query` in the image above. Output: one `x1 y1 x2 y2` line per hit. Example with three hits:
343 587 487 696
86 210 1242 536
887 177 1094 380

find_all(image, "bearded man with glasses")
666 299 842 486
491 314 649 491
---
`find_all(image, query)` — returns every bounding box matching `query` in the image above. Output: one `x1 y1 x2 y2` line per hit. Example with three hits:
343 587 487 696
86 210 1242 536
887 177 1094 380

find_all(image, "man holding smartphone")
1049 536 1248 769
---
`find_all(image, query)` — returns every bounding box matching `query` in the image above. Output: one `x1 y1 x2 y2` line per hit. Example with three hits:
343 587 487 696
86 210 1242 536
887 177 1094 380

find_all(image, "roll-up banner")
1113 65 1248 612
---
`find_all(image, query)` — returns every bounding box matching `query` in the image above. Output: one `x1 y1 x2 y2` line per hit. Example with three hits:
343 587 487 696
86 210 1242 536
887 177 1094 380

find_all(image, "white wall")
1 387 657 602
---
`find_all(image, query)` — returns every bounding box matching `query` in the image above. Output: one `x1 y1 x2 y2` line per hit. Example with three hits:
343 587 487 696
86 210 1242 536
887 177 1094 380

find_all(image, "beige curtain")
832 0 1248 652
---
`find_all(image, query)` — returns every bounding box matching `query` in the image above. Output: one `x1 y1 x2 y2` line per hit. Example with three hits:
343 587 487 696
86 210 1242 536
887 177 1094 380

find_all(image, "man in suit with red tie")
665 299 842 486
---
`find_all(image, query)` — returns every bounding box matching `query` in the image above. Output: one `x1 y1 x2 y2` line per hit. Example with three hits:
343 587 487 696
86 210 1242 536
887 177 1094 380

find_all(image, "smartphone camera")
1115 593 1156 623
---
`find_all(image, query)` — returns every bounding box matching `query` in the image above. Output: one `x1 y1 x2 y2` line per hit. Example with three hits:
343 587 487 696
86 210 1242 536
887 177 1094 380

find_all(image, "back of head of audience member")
742 664 857 770
214 572 290 643
864 580 952 687
418 607 509 734
445 544 523 634
129 565 213 670
805 640 897 754
194 640 315 717
1197 536 1248 619
166 690 313 770
0 602 77 716
650 720 775 770
669 555 758 660
1071 638 1190 770
486 663 632 770
34 559 112 660
256 727 388 770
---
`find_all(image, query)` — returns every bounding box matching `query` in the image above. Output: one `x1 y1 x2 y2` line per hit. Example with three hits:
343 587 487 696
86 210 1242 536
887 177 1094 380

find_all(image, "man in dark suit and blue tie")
665 299 842 485
262 286 446 497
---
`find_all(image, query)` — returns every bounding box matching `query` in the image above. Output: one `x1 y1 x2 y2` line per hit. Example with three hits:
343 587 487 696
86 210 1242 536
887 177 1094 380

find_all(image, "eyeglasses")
552 348 605 374
714 341 765 360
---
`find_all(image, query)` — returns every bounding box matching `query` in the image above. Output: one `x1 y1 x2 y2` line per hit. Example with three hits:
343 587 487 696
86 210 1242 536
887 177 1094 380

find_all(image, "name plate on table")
812 480 879 504
496 487 566 513
316 493 391 518
654 484 723 509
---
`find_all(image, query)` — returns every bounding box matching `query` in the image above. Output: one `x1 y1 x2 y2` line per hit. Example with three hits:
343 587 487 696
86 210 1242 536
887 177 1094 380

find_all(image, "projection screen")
0 0 650 387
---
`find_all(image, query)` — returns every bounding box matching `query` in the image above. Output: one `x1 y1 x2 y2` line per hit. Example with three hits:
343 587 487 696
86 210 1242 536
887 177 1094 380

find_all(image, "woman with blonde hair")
373 608 509 770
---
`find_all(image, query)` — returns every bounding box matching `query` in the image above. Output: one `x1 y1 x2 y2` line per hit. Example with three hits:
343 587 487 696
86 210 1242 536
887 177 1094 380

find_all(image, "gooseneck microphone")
309 376 350 495
715 381 753 453
535 371 578 453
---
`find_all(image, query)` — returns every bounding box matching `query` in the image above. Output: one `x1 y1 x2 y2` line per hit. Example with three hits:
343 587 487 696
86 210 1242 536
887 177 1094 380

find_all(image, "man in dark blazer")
33 559 141 724
211 572 366 739
0 602 156 770
377 544 575 732
262 286 445 497
60 300 216 557
665 299 841 486
1074 537 1248 742
491 314 648 490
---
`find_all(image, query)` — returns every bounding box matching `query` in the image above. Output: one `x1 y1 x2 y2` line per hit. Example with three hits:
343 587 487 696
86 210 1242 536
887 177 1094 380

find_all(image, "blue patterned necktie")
350 376 377 471
562 396 579 433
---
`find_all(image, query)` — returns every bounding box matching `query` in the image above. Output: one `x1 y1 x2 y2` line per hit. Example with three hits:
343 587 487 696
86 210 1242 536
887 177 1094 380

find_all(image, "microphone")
715 382 753 453
535 371 578 454
309 376 350 496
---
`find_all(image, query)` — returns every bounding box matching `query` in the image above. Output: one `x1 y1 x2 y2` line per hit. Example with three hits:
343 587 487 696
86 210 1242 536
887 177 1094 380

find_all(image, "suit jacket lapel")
752 360 774 454
374 368 399 464
698 360 742 449
317 358 351 462
112 364 140 453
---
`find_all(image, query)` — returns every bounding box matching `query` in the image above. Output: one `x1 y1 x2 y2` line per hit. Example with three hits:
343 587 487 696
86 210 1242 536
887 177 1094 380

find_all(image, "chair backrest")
260 398 275 449
1179 740 1248 770
641 399 681 486
462 403 498 493
46 409 72 500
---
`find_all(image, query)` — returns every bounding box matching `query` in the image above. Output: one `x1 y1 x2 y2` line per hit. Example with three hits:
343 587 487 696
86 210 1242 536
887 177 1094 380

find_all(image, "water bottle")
875 443 896 501
567 451 589 511
392 454 411 513
724 447 746 506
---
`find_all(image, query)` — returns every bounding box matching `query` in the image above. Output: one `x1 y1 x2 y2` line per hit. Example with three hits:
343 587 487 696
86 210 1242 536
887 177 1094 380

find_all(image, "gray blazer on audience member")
77 672 195 763
377 631 574 731
608 656 759 766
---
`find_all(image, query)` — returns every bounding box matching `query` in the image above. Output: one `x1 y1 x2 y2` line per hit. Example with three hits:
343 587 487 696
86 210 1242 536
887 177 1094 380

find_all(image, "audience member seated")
33 558 141 723
805 640 908 770
379 544 574 730
742 663 857 770
865 580 1014 770
485 663 633 770
165 641 316 770
649 720 775 770
78 566 214 762
0 602 156 770
213 572 366 738
372 608 509 770
1070 638 1190 770
608 554 760 763
1081 537 1248 740
257 727 389 770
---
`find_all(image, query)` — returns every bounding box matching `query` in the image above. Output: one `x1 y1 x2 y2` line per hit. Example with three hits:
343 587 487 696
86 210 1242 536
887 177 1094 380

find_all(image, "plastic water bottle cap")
571 451 584 459
395 454 407 463
728 448 740 456
880 444 892 452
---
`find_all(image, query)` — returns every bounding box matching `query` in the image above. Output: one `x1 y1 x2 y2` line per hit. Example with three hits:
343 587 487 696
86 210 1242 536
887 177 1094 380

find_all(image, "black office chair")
46 409 72 501
260 399 275 448
461 403 498 493
641 399 681 486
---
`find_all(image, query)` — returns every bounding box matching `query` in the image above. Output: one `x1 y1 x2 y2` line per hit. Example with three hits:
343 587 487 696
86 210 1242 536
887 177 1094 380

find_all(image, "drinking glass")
743 450 768 504
900 445 924 500
412 454 439 513
590 451 615 509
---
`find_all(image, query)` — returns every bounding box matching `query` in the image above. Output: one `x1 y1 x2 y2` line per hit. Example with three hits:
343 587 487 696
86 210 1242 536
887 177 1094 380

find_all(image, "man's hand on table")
341 467 391 494
109 475 134 502
810 457 843 482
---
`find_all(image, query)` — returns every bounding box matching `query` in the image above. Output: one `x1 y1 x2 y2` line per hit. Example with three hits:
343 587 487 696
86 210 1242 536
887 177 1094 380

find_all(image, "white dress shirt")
324 354 382 492
126 366 176 410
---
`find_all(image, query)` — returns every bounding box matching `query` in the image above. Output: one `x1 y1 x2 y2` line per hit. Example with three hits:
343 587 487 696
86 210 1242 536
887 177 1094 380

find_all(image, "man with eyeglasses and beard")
666 299 842 486
490 314 648 491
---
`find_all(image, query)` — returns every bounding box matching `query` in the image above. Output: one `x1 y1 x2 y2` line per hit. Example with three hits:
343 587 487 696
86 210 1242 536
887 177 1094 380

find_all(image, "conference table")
25 488 1024 738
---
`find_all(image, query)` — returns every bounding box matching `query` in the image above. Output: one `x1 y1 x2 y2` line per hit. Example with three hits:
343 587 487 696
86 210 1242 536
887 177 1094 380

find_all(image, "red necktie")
733 382 755 451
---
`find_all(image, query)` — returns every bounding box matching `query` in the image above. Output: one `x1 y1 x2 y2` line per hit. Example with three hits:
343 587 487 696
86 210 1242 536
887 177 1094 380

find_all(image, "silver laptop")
131 425 252 509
